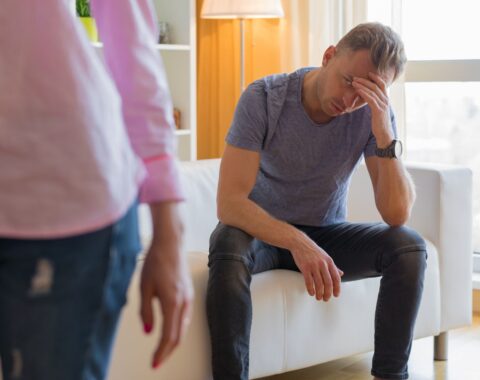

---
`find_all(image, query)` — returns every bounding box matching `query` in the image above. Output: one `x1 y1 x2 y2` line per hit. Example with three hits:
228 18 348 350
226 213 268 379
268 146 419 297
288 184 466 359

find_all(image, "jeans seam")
382 248 427 271
208 253 252 269
392 245 427 255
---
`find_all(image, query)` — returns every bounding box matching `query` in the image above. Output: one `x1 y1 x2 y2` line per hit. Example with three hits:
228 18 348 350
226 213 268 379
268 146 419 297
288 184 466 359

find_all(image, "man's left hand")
352 72 394 148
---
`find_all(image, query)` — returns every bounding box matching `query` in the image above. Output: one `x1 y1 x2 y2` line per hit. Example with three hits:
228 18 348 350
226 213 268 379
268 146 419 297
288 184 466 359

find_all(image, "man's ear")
322 45 337 67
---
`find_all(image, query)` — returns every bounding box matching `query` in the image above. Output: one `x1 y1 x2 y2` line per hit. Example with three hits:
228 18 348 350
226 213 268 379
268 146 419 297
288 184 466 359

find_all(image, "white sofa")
108 159 473 380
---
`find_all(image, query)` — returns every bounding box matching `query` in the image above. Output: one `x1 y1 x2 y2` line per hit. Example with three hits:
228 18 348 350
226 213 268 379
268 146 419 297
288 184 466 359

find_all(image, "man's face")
317 47 396 118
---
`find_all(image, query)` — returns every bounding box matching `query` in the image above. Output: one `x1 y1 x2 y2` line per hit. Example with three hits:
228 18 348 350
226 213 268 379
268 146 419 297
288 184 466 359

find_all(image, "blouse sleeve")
91 0 185 203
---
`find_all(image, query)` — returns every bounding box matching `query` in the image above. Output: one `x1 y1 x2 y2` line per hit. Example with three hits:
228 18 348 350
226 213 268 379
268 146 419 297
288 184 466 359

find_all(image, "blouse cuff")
139 155 185 203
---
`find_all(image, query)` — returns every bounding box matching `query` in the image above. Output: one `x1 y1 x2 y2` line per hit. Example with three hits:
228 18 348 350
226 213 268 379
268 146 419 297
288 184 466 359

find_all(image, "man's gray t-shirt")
226 67 397 227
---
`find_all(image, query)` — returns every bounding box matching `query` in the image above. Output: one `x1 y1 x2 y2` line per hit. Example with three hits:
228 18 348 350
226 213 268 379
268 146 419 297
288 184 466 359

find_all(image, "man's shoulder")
242 68 313 116
243 73 288 101
261 72 290 92
260 67 314 92
241 72 292 111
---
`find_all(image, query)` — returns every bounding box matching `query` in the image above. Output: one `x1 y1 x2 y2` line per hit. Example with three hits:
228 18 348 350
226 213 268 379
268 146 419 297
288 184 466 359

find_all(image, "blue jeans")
207 222 427 380
0 201 141 380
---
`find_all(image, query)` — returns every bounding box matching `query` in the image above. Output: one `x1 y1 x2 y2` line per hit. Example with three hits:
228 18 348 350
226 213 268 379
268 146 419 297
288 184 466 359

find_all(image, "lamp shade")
201 0 284 19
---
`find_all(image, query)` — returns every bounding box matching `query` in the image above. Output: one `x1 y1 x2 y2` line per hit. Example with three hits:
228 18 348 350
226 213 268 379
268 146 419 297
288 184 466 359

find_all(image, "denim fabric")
207 222 427 380
0 201 141 380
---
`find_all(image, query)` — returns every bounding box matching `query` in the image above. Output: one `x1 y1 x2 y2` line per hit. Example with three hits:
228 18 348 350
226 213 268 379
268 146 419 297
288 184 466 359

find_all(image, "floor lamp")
201 0 285 92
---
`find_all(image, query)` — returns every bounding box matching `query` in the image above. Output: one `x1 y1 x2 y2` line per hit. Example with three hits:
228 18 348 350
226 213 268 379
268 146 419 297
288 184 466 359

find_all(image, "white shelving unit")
92 0 196 161
153 0 197 161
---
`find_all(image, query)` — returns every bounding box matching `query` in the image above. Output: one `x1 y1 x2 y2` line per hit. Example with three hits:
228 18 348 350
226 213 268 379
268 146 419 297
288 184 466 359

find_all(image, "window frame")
367 0 480 276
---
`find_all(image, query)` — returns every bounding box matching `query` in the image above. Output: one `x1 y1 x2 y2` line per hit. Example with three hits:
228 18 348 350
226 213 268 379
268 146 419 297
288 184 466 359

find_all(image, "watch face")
394 140 403 158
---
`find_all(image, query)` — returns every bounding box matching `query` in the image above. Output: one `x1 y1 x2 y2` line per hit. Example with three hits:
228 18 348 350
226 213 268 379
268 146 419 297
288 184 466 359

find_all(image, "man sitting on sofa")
206 22 427 380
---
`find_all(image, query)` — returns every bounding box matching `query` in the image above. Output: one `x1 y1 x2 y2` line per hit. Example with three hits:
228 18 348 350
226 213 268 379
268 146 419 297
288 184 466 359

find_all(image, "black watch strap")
375 139 402 158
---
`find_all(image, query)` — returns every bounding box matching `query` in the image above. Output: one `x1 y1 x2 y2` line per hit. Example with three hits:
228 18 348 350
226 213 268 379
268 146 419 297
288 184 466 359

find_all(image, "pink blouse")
0 0 185 238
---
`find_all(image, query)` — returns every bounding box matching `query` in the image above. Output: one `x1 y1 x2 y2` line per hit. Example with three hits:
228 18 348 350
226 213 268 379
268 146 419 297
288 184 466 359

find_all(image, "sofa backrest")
177 158 385 253
346 164 382 222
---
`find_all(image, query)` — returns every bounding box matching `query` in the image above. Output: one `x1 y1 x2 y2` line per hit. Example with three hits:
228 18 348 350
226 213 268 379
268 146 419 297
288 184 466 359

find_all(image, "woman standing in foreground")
0 1 193 379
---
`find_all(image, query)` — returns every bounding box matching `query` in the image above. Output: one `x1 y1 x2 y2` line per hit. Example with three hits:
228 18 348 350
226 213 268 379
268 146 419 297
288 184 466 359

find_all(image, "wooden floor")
259 314 480 380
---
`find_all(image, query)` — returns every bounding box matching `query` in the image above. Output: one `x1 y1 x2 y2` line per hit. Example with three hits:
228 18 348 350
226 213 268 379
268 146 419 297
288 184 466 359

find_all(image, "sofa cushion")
182 239 440 379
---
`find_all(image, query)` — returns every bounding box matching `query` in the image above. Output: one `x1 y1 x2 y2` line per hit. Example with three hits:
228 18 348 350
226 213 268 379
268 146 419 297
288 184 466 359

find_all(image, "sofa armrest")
348 162 473 331
407 162 473 331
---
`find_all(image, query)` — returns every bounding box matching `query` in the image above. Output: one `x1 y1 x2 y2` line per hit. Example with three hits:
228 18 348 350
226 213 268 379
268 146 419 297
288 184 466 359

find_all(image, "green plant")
76 0 91 17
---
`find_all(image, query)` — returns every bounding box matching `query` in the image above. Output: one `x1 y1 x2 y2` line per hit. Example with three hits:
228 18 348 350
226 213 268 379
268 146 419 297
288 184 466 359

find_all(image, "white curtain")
279 0 368 70
279 0 406 137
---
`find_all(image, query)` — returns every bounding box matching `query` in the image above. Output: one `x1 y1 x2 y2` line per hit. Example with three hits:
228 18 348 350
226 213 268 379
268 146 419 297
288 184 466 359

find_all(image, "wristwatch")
375 139 403 159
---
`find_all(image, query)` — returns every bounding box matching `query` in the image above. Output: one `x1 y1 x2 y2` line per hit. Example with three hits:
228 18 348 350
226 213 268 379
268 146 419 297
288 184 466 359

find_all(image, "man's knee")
209 223 254 267
382 226 426 253
207 226 254 308
380 226 427 270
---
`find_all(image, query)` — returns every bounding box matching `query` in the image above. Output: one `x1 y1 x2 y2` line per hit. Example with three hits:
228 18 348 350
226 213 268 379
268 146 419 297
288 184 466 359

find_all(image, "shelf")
91 42 190 51
89 0 196 161
156 44 190 51
175 129 191 136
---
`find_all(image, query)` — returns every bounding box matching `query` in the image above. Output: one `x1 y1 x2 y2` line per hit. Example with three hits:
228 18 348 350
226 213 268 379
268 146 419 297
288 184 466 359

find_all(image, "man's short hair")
336 22 407 80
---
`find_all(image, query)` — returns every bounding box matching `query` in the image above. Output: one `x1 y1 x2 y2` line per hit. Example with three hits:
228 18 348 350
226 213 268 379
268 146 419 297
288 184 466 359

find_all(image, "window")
368 0 480 254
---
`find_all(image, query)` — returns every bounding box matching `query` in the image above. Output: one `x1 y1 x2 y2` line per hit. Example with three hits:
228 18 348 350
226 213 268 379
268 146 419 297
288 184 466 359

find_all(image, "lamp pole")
240 18 245 92
200 0 285 93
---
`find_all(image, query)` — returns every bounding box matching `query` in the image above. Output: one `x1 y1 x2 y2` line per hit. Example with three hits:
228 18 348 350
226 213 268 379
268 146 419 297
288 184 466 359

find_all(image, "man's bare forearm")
374 159 415 226
218 197 307 251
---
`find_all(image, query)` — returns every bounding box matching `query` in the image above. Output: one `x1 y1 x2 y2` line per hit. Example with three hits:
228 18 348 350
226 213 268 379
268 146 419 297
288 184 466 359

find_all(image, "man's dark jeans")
206 222 427 380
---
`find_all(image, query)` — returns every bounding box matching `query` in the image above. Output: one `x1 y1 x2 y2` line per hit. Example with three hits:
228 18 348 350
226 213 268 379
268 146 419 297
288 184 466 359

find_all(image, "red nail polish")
153 360 161 369
144 324 152 334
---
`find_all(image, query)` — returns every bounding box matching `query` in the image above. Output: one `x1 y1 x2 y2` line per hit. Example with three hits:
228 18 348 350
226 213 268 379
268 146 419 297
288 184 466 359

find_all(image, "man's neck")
301 69 333 124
